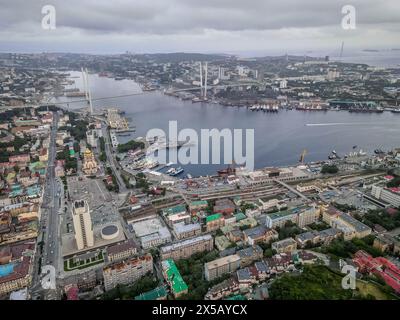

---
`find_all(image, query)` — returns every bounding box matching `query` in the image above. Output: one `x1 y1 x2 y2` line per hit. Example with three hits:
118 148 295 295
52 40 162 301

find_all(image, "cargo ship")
217 166 236 176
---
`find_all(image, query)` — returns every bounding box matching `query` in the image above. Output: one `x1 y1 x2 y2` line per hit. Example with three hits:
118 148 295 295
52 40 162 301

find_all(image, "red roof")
66 285 79 300
353 250 400 293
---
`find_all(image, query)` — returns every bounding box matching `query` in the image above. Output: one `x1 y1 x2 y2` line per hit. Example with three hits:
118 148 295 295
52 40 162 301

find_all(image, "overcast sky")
0 0 399 56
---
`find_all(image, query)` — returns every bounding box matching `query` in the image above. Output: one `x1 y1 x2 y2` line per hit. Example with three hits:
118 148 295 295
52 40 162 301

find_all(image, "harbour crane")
299 149 308 163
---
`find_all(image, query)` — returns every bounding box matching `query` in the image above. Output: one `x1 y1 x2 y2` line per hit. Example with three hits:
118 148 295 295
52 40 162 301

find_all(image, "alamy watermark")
341 5 356 30
341 264 357 290
146 121 255 171
41 265 56 290
41 5 56 30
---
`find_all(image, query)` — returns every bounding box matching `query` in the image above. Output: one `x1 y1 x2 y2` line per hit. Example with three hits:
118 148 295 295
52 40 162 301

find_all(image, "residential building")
0 241 35 296
204 254 241 281
86 130 98 148
189 200 208 212
330 212 371 240
172 222 202 240
103 253 153 291
140 227 172 249
162 204 187 217
295 228 342 248
353 250 400 293
160 234 213 261
205 278 240 300
206 213 225 232
296 205 319 228
243 226 278 245
237 245 263 267
373 234 400 254
371 185 400 207
265 210 297 229
161 259 188 298
166 212 191 227
106 239 138 263
271 238 298 254
213 199 235 216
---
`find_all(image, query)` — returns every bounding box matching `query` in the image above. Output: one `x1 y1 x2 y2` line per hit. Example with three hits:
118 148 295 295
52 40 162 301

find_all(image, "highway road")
101 123 127 193
30 112 63 299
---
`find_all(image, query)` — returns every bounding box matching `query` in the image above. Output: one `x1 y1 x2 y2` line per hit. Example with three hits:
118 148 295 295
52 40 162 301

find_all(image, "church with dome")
82 148 98 176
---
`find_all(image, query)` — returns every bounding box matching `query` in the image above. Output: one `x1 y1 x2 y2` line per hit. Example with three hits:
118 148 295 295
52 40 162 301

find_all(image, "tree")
321 164 339 174
117 140 145 153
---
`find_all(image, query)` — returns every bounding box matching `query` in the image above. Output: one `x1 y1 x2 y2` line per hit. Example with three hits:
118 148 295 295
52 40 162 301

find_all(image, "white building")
371 185 400 207
72 200 94 250
86 130 98 148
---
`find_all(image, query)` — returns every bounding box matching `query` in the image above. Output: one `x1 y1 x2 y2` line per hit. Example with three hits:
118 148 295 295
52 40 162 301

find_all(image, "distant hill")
133 52 231 63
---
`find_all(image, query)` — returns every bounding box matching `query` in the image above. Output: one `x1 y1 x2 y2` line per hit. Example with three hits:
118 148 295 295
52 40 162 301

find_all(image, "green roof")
190 200 208 207
226 294 247 300
134 286 168 300
206 213 222 223
163 204 187 216
234 212 246 221
267 209 296 220
162 259 188 295
29 161 46 170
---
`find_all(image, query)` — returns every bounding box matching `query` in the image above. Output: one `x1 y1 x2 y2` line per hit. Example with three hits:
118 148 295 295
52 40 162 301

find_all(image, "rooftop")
205 254 240 270
206 213 223 223
161 234 212 254
162 259 188 294
135 286 168 300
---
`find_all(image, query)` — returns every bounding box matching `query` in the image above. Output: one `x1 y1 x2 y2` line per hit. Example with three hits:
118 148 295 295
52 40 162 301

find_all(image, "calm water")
55 72 400 177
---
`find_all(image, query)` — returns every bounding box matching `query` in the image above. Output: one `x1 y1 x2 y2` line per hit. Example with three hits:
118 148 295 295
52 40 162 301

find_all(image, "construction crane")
299 149 308 163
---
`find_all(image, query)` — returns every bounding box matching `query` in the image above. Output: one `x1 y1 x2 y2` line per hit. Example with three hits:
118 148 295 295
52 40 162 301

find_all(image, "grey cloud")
0 0 399 53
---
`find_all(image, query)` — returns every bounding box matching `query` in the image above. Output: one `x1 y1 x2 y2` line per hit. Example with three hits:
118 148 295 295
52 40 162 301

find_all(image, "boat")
328 150 340 160
391 108 400 113
166 168 175 174
374 149 384 154
217 166 236 176
169 167 184 176
186 174 193 179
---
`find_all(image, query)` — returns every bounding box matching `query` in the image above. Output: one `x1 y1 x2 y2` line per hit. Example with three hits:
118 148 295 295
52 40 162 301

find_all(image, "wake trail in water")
305 122 370 127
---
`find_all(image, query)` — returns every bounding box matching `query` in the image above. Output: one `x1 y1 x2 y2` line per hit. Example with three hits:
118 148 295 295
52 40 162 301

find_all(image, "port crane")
299 149 308 163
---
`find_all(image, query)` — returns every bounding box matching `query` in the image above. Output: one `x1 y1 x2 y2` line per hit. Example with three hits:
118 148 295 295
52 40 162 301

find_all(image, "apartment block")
204 254 241 281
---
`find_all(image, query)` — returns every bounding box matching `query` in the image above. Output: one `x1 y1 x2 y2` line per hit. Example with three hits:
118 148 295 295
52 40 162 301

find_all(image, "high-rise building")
72 200 94 250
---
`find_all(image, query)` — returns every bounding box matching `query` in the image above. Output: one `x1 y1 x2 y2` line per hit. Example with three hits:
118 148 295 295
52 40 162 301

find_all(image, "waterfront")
56 72 400 177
